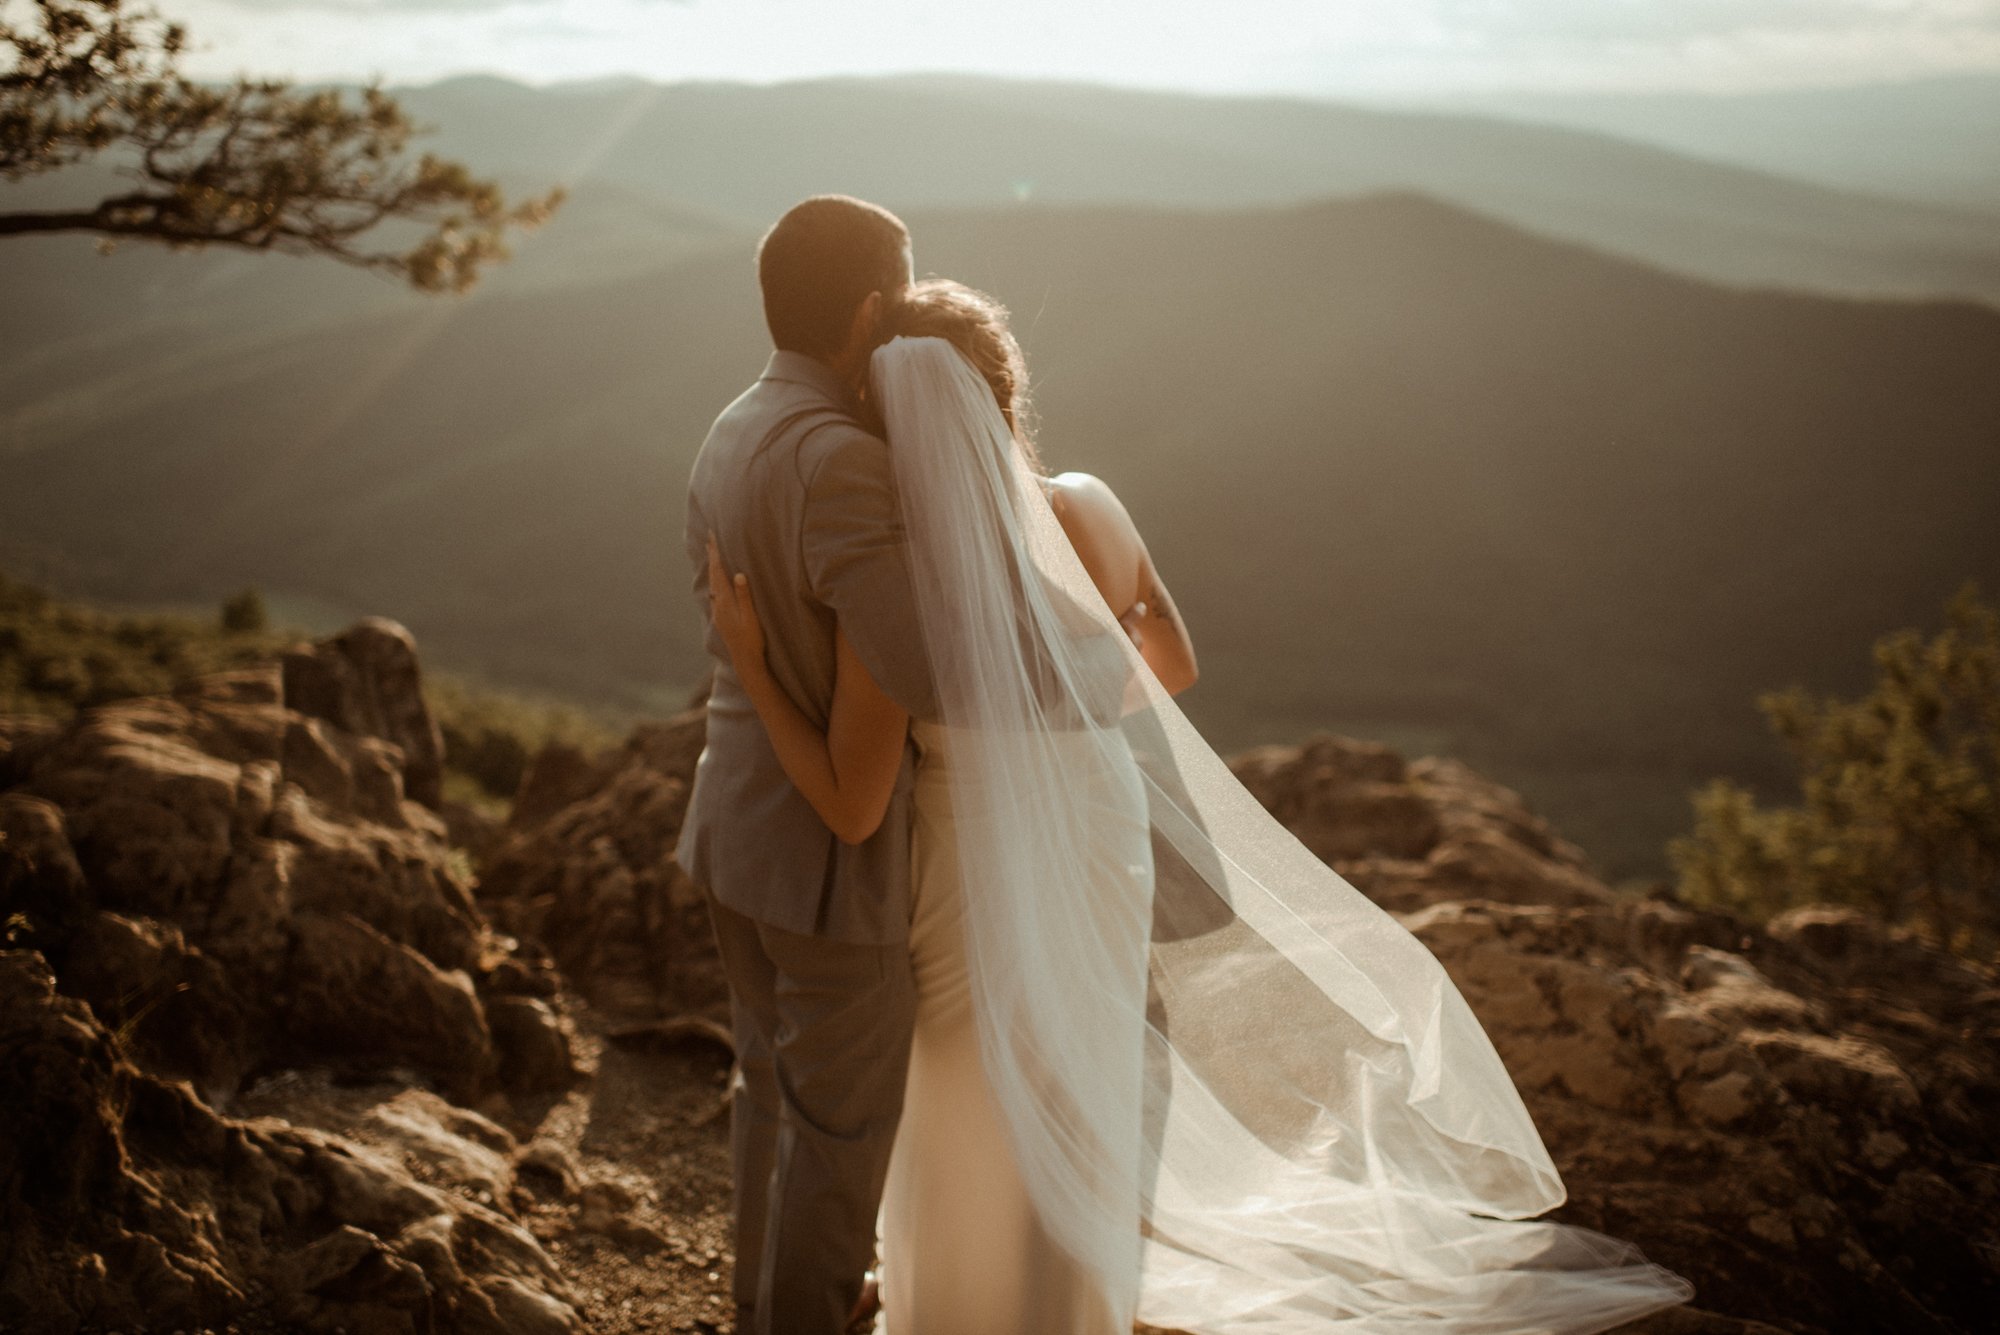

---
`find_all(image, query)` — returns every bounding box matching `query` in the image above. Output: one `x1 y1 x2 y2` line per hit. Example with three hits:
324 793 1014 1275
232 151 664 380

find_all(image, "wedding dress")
870 335 1694 1333
880 715 1150 1335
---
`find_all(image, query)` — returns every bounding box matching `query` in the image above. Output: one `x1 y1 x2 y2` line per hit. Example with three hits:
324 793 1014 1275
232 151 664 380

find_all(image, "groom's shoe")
843 1271 881 1334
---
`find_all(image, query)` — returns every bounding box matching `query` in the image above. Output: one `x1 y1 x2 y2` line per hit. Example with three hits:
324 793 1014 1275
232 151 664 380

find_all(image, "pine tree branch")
2 0 561 291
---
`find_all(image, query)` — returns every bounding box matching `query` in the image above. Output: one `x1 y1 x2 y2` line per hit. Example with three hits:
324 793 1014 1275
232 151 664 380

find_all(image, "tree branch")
0 207 108 235
2 0 560 292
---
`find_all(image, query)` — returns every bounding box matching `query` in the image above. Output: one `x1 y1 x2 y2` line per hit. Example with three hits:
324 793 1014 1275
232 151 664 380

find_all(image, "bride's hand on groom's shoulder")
706 536 767 677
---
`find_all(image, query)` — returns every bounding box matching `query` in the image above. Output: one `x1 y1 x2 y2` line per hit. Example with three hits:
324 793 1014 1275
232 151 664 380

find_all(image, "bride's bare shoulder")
1047 469 1106 493
1045 470 1132 524
1042 471 1146 608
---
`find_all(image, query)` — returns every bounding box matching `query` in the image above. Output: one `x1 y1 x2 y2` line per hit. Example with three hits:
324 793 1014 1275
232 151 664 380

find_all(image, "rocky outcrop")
0 950 582 1335
477 708 725 1027
477 720 2000 1331
476 718 2000 1330
1408 897 2000 1333
0 625 576 1104
279 617 448 809
1232 733 1617 912
1236 732 2000 1334
0 621 592 1330
6 624 1996 1333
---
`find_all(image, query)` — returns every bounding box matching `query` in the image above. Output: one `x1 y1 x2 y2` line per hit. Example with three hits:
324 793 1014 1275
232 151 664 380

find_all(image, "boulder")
479 708 723 1024
0 714 59 790
280 910 495 1103
1232 730 2000 1330
1231 734 1614 912
1403 896 2000 1333
57 908 254 1100
487 994 584 1095
1 623 571 1102
280 617 447 810
0 792 92 938
234 1071 521 1208
0 949 583 1335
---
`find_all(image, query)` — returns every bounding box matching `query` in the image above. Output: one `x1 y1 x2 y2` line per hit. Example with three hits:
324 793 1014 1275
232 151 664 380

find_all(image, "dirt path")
519 1016 745 1334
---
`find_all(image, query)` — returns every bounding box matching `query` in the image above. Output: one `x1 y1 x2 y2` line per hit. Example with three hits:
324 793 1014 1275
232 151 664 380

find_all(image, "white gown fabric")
881 716 1148 1335
869 335 1695 1333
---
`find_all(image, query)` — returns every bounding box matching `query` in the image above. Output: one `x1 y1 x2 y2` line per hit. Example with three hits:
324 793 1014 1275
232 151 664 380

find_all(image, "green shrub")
426 672 620 802
439 719 533 800
2 571 623 814
0 570 285 718
221 587 269 634
1671 582 2000 960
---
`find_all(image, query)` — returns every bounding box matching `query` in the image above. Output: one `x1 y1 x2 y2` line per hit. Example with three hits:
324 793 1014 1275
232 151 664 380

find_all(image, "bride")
704 278 1695 1333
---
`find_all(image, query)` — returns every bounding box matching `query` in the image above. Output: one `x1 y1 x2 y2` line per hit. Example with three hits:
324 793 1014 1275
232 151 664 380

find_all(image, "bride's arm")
706 538 910 844
1048 472 1200 696
1126 548 1200 697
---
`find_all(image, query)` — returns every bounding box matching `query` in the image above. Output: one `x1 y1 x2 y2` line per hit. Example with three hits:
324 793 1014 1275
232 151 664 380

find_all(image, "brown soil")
519 1015 741 1334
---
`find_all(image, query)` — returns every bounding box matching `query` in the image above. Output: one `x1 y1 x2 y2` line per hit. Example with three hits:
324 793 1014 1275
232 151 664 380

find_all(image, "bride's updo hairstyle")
889 278 1044 471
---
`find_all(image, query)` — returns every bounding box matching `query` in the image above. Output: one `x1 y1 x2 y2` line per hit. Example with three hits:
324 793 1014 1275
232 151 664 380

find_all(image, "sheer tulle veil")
871 335 1695 1332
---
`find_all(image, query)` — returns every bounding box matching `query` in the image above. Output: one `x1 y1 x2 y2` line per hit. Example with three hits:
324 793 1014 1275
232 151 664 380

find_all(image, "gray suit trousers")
706 889 916 1335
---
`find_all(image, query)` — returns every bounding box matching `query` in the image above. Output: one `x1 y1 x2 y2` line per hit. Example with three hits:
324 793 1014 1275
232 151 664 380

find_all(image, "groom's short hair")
758 196 911 357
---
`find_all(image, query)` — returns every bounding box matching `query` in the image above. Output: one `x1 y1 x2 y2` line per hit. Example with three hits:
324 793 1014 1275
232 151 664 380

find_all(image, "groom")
675 195 932 1335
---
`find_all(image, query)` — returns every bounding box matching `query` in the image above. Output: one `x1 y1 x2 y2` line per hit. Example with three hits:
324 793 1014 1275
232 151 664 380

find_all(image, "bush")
1 570 283 718
220 587 268 634
439 721 533 802
1671 582 2000 960
1 568 624 812
425 673 620 802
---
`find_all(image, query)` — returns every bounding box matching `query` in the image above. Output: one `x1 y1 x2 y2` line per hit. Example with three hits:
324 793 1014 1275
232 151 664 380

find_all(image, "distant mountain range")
6 74 1999 876
369 72 2000 309
1428 73 2000 213
6 121 1999 878
7 69 1995 360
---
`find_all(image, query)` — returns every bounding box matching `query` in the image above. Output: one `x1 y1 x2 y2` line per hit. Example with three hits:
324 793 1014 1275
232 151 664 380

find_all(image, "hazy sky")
169 0 2000 95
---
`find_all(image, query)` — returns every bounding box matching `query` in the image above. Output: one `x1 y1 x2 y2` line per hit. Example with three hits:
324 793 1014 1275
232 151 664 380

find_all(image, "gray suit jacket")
675 351 935 945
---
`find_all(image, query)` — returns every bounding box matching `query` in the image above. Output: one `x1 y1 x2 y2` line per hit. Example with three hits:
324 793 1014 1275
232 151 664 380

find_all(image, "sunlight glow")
165 0 2000 95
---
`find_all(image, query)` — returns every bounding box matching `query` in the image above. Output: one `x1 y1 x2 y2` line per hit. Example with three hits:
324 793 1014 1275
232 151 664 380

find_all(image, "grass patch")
1 569 625 809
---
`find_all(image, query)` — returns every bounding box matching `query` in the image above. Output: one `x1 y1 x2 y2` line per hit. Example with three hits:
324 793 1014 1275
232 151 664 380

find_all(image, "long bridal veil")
872 335 1695 1333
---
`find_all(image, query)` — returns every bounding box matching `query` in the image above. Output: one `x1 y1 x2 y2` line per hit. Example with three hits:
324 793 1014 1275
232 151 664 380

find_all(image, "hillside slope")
7 69 1999 356
6 631 1994 1332
378 72 2000 307
3 195 1997 874
1441 73 2000 212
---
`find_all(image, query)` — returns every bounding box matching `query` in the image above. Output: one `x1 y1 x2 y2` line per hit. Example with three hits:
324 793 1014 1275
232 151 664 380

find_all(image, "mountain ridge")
5 191 1997 877
372 71 2000 308
1433 71 2000 212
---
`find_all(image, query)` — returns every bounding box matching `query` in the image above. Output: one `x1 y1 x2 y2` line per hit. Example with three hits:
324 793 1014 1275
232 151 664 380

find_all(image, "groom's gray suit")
677 349 932 1335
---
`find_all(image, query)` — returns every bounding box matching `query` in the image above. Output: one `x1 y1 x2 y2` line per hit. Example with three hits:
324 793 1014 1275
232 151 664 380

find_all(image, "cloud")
1434 0 2000 45
167 0 2000 95
210 0 685 12
1366 0 2000 91
211 0 543 10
